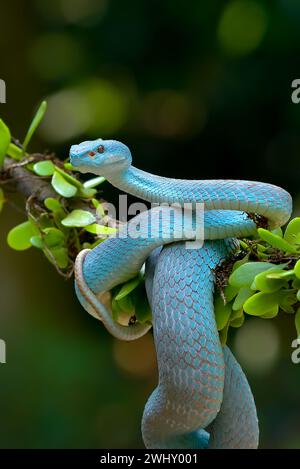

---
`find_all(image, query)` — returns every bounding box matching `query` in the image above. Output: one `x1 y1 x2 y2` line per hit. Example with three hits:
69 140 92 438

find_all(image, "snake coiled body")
71 139 292 449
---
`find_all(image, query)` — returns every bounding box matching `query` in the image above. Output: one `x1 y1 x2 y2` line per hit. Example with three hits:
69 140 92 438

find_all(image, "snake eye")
97 145 105 153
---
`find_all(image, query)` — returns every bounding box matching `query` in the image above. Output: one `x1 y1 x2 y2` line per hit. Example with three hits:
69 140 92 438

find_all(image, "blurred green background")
1 0 300 448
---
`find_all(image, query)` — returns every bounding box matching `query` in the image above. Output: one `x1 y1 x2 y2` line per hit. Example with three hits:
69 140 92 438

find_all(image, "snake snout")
70 144 78 158
70 144 86 166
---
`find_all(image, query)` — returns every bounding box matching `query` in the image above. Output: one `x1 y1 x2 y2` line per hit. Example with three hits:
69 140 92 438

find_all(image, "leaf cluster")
0 103 152 321
215 220 300 344
0 103 112 277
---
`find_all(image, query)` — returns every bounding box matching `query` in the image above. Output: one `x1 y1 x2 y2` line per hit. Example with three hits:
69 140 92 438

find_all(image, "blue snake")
70 139 292 449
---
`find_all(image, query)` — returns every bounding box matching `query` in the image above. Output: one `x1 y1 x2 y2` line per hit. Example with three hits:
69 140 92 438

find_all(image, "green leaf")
92 198 105 217
53 209 69 232
243 290 294 317
33 160 55 176
42 227 65 246
135 300 152 323
261 306 279 319
258 228 298 254
132 284 152 323
223 284 239 302
44 197 62 212
23 101 47 151
214 295 232 331
292 277 300 289
229 262 276 288
115 295 134 315
7 221 35 250
230 307 244 322
255 267 287 293
49 246 69 269
7 142 23 161
38 213 53 229
61 209 96 227
267 269 295 280
294 260 300 280
219 322 229 346
257 243 267 252
0 119 11 167
115 276 142 301
31 228 65 250
256 251 269 260
297 290 300 302
85 224 117 235
54 166 82 189
239 240 250 251
30 235 43 249
243 291 280 317
272 227 283 238
0 188 5 212
295 307 300 339
256 243 269 259
26 162 35 172
232 288 254 310
279 290 297 314
232 253 250 272
112 297 122 321
78 187 97 198
284 218 300 245
230 313 245 328
92 198 99 208
83 176 106 189
51 171 78 198
64 163 75 171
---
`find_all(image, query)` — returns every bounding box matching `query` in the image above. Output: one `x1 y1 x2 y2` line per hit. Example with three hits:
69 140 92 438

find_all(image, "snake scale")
70 139 292 449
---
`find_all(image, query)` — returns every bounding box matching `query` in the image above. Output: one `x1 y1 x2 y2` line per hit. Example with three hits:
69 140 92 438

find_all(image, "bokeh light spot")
218 1 268 57
40 89 91 143
33 0 66 23
80 79 129 136
234 318 280 374
113 334 157 378
41 79 129 143
29 33 84 81
33 0 107 26
61 0 108 25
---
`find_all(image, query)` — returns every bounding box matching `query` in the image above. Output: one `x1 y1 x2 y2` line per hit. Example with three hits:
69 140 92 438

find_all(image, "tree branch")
2 155 57 201
1 154 121 229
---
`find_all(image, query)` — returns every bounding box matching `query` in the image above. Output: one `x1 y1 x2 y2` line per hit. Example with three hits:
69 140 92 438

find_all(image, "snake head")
70 139 132 176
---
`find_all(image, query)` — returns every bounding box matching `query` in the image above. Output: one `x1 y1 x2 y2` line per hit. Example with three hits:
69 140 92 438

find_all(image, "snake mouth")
70 156 79 167
69 153 93 174
70 145 81 165
70 145 94 169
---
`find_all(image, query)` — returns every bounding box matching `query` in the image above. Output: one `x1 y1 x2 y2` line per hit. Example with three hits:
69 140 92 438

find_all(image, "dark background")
0 0 300 448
